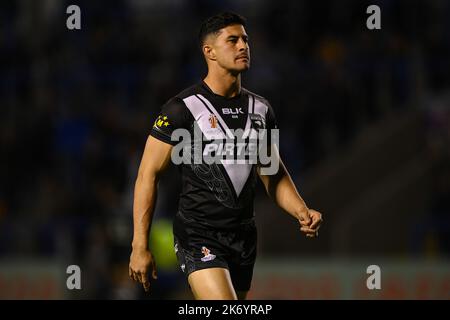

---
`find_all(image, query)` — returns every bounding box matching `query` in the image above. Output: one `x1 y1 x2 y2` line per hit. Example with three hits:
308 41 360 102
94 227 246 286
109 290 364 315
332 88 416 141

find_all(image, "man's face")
205 24 250 73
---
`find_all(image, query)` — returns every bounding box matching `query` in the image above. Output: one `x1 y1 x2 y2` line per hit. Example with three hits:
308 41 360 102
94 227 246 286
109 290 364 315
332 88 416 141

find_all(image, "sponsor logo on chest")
222 107 244 118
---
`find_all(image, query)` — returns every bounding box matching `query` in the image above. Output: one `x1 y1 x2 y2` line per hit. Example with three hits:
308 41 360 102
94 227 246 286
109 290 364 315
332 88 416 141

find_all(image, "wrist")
295 205 309 219
132 241 148 251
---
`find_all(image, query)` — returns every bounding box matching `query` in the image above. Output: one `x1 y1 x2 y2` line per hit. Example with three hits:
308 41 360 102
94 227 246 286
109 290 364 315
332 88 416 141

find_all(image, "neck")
203 68 241 98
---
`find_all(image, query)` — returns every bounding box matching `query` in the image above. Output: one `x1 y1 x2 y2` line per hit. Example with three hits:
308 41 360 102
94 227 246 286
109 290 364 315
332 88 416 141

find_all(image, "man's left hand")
298 209 322 238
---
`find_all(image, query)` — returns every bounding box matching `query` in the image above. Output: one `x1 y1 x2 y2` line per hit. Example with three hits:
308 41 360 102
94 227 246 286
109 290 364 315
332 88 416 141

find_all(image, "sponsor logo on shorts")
201 246 216 262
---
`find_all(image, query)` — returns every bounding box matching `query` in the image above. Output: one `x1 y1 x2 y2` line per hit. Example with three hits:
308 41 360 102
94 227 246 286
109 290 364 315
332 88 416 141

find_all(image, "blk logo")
222 108 244 115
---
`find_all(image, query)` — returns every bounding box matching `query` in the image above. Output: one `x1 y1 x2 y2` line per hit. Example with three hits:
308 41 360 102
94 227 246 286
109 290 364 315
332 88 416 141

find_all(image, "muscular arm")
258 160 308 219
258 145 322 237
129 135 173 291
132 136 172 249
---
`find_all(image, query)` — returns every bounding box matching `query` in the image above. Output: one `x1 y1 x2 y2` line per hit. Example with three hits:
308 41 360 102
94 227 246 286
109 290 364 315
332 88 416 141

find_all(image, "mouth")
236 56 249 61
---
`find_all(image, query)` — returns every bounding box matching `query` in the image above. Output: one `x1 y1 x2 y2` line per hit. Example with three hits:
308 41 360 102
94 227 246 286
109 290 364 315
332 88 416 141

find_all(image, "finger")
138 272 147 285
140 272 149 285
299 219 310 227
140 273 151 292
128 266 132 278
143 280 150 292
298 214 311 226
151 260 158 280
309 217 322 229
309 214 323 230
134 272 141 282
306 230 318 238
300 226 317 235
298 216 311 227
131 271 139 282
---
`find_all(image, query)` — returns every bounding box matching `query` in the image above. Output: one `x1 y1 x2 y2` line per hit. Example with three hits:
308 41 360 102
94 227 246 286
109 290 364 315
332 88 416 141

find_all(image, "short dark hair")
198 12 247 47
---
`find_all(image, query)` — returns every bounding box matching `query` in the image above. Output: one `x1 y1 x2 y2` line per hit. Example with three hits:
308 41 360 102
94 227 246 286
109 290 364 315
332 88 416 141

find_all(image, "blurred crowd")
0 0 449 298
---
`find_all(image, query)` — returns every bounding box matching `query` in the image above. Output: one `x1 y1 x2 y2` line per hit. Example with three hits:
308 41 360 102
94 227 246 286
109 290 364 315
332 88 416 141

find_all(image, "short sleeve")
265 101 278 130
257 99 278 170
150 98 191 145
264 100 278 153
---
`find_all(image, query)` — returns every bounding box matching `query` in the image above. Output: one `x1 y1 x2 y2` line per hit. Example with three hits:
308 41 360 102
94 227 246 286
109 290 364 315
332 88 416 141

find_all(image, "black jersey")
150 81 277 229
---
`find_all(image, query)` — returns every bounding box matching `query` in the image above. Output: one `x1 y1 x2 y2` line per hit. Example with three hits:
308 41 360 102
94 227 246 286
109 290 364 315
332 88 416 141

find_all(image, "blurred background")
0 0 449 299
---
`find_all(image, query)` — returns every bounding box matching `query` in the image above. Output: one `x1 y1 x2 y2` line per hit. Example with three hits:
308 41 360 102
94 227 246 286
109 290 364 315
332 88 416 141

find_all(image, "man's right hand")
129 248 158 292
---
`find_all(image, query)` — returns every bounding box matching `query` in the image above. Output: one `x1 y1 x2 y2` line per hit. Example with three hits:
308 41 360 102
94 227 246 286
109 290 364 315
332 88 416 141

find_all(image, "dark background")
0 0 449 299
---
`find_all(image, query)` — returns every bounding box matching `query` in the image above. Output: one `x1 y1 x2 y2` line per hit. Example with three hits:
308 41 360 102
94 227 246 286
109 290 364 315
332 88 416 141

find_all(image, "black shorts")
173 212 257 292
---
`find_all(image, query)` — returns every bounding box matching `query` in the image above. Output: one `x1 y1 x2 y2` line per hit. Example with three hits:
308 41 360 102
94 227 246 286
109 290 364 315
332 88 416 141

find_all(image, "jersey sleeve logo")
249 113 265 129
153 115 170 128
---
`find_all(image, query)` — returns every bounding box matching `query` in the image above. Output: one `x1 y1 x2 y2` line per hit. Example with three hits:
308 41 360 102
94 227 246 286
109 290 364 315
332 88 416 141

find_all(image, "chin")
234 63 250 73
239 67 250 73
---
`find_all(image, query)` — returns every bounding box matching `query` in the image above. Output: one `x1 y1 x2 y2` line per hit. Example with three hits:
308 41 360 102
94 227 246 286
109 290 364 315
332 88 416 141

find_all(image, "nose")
238 38 248 51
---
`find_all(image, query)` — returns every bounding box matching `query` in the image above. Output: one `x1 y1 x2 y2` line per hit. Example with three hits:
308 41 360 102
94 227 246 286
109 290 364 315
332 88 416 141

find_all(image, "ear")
203 44 216 61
